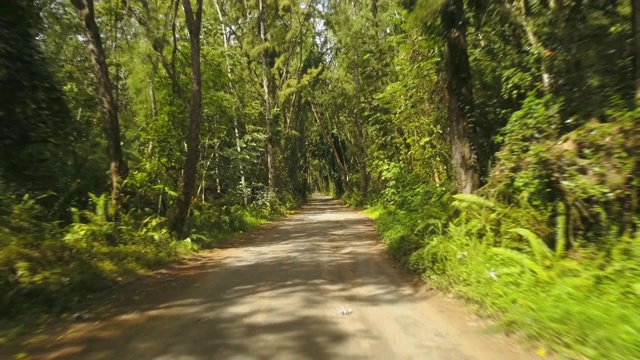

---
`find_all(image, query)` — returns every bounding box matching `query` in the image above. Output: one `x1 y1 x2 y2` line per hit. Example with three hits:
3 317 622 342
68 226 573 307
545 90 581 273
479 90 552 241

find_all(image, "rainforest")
1 0 639 358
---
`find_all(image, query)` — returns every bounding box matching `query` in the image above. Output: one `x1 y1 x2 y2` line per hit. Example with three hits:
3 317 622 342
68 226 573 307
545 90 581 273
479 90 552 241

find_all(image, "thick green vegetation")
346 1 640 358
0 0 306 319
2 0 640 358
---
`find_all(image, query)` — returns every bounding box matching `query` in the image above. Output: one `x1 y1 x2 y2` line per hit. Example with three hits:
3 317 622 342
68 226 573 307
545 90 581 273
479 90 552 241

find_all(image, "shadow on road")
5 196 433 360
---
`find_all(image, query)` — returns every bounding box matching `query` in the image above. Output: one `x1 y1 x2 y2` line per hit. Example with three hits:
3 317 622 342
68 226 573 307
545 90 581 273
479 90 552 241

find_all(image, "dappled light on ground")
1 196 536 360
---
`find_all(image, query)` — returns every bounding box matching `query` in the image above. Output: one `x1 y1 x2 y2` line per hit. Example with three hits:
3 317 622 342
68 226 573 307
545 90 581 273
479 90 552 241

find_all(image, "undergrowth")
0 190 300 330
366 194 640 359
356 103 640 359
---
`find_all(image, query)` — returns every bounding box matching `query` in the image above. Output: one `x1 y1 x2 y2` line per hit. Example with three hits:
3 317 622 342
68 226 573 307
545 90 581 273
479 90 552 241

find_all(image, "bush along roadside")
335 98 640 360
362 192 640 359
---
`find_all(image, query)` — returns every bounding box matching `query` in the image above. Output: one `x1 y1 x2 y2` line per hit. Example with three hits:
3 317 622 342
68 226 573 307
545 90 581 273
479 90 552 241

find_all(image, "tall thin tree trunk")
352 62 369 200
149 58 158 118
70 0 125 216
149 57 158 210
235 121 248 206
215 145 221 195
441 0 480 194
518 0 552 91
213 118 221 196
214 0 248 206
259 0 275 195
305 148 311 197
333 116 349 184
198 134 210 202
149 80 157 118
112 0 120 108
633 0 640 105
171 0 180 98
354 112 369 200
170 0 203 235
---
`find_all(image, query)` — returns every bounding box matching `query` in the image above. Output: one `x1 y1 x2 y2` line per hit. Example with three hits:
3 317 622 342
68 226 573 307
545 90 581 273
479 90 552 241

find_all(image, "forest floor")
1 195 541 360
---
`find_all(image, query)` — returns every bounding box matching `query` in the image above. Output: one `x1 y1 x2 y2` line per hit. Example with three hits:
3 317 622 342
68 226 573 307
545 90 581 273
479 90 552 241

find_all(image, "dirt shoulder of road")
0 213 295 355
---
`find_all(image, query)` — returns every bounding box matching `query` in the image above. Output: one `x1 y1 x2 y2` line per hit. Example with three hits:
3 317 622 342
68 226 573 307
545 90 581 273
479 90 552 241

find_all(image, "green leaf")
452 194 496 209
491 247 552 282
509 228 552 266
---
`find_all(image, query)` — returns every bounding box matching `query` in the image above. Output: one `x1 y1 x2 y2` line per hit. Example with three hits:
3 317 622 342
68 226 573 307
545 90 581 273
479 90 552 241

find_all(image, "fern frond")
491 247 552 281
452 194 496 209
509 228 552 265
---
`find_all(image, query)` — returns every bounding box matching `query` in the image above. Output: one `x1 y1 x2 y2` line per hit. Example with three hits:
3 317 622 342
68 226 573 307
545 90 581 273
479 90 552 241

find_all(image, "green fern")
509 228 552 265
452 194 496 209
491 247 552 281
87 193 109 222
414 218 444 235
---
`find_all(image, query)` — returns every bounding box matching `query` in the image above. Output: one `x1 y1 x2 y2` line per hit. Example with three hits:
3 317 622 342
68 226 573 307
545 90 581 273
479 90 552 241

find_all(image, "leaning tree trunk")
441 0 480 194
70 0 125 217
170 0 203 235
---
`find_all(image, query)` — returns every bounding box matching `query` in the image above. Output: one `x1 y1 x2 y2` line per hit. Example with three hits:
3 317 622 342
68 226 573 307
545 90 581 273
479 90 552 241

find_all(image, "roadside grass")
362 206 383 219
357 196 640 359
0 193 302 345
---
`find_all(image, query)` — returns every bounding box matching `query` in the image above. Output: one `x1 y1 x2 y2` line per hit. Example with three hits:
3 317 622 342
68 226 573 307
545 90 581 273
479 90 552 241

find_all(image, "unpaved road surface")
2 195 539 360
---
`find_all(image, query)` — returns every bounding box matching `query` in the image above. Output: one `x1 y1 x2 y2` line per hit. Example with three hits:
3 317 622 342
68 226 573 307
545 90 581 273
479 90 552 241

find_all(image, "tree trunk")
259 0 276 195
354 113 369 200
70 0 125 216
517 0 552 91
169 0 203 235
352 60 369 200
214 119 221 196
171 0 180 99
149 57 158 118
214 0 248 206
633 0 640 105
198 134 211 202
441 0 480 194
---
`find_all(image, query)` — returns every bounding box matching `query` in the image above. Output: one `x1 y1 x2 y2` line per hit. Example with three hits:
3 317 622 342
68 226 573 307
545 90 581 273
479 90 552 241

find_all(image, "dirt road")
3 195 539 360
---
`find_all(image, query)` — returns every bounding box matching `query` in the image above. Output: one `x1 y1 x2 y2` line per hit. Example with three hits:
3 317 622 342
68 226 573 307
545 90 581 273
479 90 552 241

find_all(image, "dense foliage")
0 0 313 318
1 0 639 357
354 1 640 358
